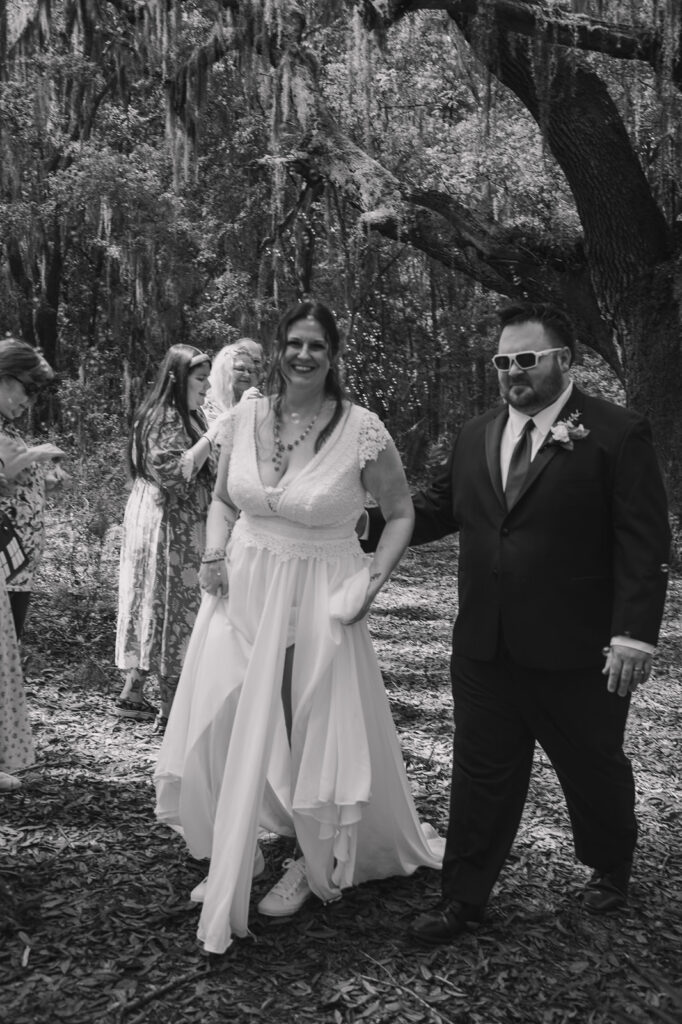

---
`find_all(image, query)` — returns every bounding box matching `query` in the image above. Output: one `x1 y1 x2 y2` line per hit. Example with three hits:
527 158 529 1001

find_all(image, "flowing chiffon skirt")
155 514 442 953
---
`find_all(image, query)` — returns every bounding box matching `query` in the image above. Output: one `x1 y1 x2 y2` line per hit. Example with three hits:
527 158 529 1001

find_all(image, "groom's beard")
500 362 565 414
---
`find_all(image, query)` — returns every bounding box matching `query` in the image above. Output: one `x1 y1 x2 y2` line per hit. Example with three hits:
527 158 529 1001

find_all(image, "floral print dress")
0 576 34 772
115 410 215 680
0 418 42 773
0 416 47 592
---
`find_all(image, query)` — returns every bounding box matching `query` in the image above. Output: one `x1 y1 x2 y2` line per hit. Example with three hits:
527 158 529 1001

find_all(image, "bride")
154 300 442 954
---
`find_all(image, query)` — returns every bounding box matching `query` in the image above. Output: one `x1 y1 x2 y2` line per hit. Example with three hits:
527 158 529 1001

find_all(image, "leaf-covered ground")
1 535 681 1024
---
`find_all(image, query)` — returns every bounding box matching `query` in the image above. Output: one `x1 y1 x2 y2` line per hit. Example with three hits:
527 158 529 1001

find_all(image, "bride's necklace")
272 401 323 472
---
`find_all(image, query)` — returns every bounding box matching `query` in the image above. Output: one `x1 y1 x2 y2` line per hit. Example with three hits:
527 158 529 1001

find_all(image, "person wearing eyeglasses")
0 338 66 640
0 337 64 792
363 301 670 943
202 338 264 428
0 436 35 793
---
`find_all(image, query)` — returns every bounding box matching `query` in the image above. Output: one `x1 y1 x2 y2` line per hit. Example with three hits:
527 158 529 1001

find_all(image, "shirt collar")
507 381 573 439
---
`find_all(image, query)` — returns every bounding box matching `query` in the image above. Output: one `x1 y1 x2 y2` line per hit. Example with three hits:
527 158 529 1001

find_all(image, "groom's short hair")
498 302 576 364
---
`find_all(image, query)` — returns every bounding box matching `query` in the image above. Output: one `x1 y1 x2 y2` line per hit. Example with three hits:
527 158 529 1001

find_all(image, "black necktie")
505 418 534 508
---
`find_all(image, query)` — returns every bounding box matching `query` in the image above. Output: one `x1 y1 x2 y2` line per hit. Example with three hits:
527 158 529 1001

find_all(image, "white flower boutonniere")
547 411 590 451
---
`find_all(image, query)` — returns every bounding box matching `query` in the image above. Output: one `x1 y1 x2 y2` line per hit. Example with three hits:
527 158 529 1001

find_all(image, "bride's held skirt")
154 515 442 953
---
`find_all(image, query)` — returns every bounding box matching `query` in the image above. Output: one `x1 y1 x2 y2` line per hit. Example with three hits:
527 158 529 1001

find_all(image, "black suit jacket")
372 387 670 671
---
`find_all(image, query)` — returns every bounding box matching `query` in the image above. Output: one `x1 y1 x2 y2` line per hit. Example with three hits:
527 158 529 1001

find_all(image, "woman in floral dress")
0 448 33 791
0 338 65 639
115 345 230 734
0 338 60 790
0 573 32 791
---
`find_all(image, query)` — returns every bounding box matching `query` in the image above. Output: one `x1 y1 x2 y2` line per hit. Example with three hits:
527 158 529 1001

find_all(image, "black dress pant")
442 648 636 905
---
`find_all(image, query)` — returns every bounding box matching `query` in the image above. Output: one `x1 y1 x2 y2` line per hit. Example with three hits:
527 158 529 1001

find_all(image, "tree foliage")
1 1 681 513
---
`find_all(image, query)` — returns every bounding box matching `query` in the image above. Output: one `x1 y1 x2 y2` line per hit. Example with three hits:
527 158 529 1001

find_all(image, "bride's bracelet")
201 547 225 564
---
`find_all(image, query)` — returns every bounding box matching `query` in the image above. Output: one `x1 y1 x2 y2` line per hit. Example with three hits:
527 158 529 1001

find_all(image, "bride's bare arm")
199 447 239 595
347 438 414 623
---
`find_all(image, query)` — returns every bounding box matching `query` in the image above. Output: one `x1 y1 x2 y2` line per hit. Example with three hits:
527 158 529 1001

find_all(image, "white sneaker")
190 843 266 902
190 877 208 903
257 857 311 917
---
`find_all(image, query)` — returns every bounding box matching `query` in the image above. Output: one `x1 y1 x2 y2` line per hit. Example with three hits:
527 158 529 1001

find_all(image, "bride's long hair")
266 300 345 452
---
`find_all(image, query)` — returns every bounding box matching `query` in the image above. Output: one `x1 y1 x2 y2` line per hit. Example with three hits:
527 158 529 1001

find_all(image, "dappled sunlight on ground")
1 538 680 1023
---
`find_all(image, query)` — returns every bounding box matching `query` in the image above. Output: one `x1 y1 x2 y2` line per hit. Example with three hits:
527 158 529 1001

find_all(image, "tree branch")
358 0 681 88
291 131 619 372
360 202 619 372
356 2 675 325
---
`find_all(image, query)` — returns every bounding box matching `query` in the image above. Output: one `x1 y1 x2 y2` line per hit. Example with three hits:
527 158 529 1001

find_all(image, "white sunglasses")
491 347 564 371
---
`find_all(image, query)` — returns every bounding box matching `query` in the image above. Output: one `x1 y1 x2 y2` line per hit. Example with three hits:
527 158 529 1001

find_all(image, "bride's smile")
282 319 330 390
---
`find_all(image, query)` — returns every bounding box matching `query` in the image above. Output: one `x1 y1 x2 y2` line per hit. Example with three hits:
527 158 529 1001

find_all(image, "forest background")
1 3 682 1023
2 0 682 521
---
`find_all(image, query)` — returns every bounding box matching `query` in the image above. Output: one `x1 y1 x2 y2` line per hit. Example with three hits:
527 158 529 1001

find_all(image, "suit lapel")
484 407 508 509
510 387 587 509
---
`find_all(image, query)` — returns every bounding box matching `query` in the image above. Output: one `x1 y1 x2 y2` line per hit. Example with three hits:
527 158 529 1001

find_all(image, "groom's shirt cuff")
610 636 656 655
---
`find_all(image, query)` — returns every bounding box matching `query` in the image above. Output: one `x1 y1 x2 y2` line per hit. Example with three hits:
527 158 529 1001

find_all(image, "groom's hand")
602 644 652 697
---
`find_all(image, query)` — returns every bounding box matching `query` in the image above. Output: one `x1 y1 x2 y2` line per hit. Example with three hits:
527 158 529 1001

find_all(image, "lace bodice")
221 398 390 532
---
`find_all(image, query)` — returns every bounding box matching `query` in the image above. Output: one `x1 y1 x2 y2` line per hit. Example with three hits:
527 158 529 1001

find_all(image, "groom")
368 302 670 944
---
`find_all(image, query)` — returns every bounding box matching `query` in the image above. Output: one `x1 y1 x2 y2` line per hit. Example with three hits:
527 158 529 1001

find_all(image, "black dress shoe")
583 862 631 914
408 898 484 945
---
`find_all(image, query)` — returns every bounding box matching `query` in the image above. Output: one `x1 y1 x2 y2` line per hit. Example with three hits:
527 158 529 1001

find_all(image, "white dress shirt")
500 382 573 490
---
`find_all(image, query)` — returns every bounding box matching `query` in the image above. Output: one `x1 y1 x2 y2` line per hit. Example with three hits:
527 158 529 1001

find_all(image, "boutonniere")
547 411 590 451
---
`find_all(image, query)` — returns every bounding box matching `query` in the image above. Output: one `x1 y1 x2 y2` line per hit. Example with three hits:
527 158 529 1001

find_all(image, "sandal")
152 714 168 736
114 697 158 722
0 771 22 792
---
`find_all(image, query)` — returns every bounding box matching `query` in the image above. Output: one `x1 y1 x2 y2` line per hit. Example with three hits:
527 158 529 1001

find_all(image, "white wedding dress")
154 398 442 953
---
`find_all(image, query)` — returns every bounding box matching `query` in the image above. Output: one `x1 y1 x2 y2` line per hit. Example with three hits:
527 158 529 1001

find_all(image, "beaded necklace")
272 402 323 472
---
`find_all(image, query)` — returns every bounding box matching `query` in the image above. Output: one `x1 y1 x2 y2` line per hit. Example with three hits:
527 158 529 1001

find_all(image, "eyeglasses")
491 347 564 372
